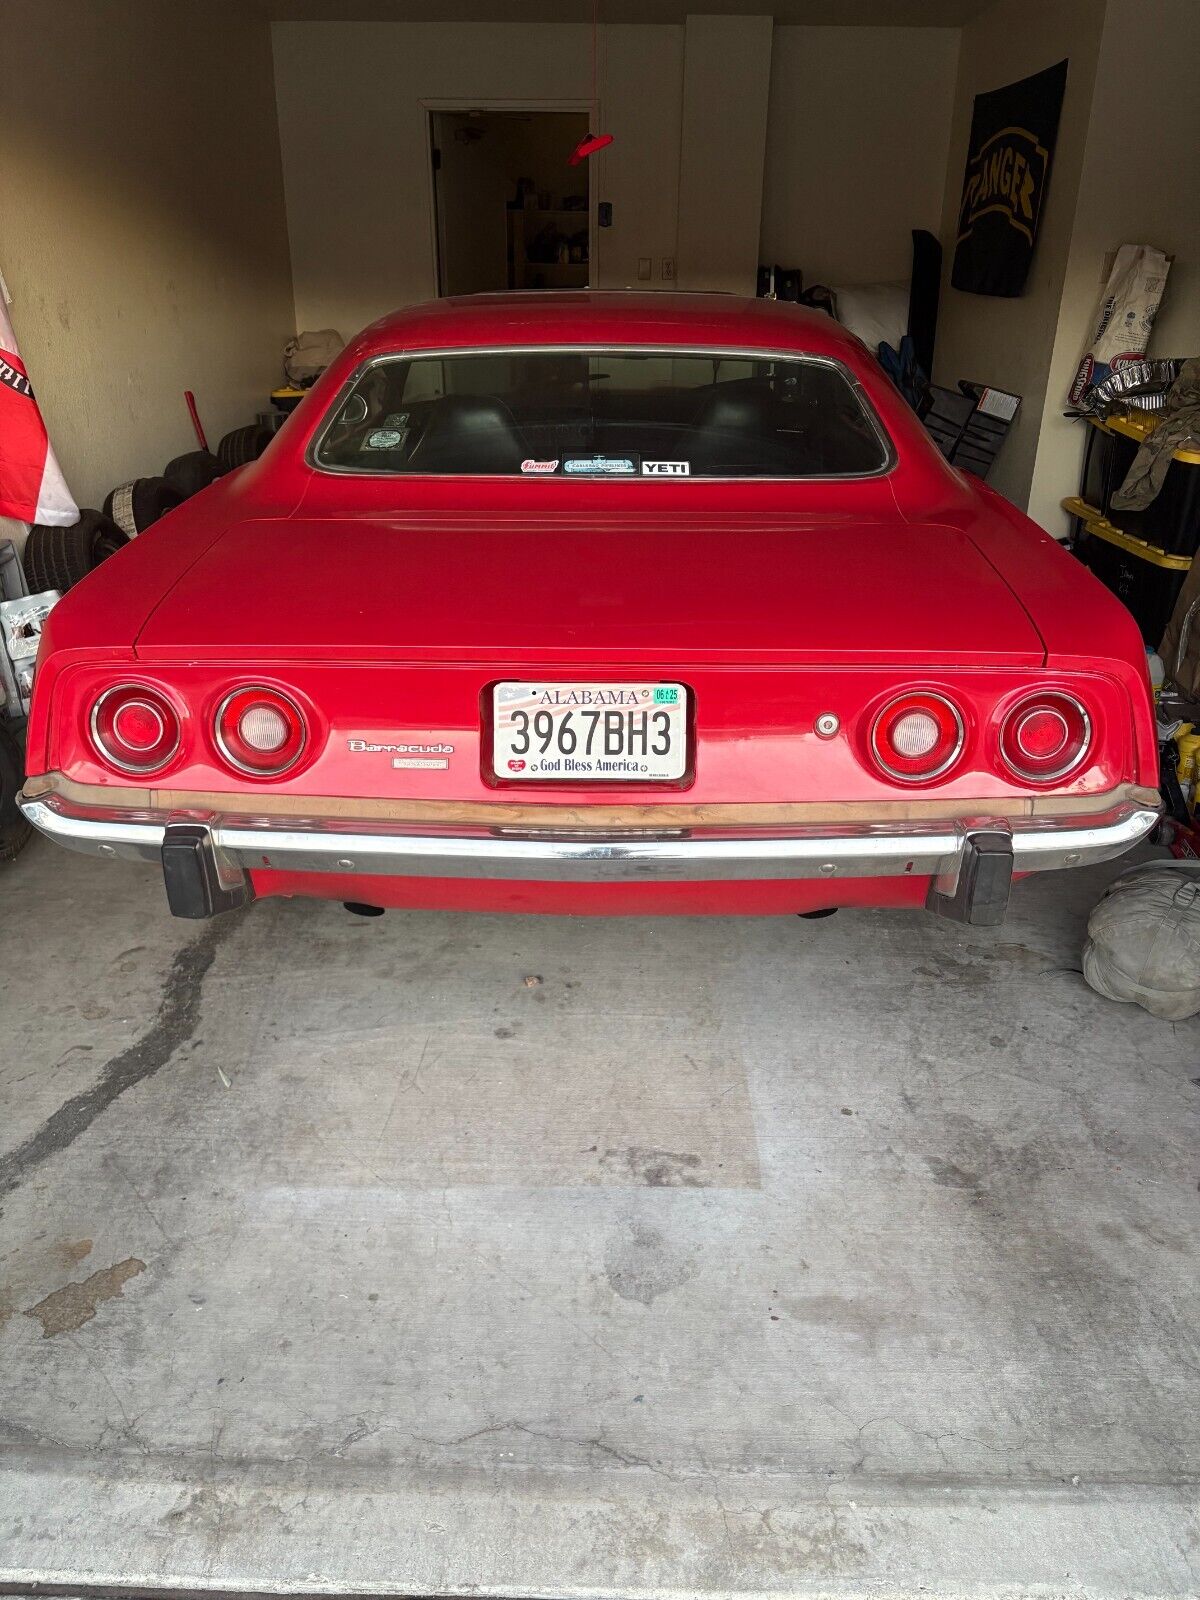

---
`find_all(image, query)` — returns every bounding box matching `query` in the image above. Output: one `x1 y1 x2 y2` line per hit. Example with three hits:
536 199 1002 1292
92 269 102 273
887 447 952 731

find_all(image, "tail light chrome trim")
214 686 308 777
869 691 965 784
999 692 1092 783
89 684 182 776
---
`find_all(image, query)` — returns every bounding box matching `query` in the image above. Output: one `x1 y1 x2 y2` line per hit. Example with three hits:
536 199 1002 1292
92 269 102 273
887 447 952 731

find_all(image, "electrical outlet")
661 257 675 282
637 257 652 281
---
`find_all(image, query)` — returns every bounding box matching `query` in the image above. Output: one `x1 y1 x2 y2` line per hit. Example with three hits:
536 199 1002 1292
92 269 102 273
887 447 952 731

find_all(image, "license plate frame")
488 680 693 785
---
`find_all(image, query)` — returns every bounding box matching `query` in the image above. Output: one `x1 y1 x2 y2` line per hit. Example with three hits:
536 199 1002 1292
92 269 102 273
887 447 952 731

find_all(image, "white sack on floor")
284 329 344 386
831 283 909 357
1082 861 1200 1019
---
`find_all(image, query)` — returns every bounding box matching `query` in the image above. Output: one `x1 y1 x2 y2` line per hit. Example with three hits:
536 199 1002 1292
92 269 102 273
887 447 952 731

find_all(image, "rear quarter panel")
941 480 1158 785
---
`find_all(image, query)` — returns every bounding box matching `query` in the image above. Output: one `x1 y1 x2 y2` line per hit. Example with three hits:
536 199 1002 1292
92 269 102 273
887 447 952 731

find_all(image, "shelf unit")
507 207 589 290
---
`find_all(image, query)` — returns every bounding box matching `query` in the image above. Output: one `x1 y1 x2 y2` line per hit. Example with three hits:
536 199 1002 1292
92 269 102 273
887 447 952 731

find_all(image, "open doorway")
429 110 591 296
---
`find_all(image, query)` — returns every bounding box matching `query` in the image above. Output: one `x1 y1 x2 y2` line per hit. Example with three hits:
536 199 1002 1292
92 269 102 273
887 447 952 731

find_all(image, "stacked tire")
23 509 129 593
102 475 186 539
217 424 273 471
61 418 266 602
0 720 31 862
163 449 223 496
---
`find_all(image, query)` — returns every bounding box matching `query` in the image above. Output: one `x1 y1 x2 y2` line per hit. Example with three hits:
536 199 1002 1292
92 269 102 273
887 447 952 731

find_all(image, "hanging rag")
1160 549 1200 697
1111 356 1200 512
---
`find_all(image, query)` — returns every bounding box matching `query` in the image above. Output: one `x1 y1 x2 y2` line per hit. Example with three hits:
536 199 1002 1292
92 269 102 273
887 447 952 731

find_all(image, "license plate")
492 681 688 781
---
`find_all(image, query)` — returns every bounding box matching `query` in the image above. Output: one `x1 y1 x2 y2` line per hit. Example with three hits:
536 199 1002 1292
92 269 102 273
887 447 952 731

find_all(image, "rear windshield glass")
313 350 890 478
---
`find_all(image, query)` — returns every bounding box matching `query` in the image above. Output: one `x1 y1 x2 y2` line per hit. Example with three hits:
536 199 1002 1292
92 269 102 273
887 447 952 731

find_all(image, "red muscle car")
20 293 1160 925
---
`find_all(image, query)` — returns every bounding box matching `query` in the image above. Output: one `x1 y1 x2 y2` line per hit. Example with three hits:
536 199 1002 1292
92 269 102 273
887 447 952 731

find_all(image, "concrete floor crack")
0 918 234 1204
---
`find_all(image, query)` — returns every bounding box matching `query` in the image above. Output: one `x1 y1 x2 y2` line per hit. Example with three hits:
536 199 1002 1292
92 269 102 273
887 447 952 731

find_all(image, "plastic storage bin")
1081 412 1200 557
1064 495 1191 646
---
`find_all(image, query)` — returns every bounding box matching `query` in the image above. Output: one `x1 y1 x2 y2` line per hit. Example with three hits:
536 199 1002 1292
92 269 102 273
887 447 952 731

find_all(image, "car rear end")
20 630 1160 924
18 299 1161 922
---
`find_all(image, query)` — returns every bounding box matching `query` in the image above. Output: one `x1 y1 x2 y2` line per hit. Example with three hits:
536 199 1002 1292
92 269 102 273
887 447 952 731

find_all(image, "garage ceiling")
263 1 990 24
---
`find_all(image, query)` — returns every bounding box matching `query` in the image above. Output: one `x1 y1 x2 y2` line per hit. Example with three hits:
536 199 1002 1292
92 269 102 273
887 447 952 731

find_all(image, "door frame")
421 99 599 297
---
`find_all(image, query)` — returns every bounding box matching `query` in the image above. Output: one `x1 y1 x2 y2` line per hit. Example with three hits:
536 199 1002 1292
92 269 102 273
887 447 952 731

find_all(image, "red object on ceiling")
568 131 613 166
570 0 612 165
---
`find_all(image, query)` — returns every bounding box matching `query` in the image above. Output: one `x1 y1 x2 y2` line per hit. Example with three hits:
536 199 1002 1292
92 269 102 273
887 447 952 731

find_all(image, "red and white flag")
0 288 78 526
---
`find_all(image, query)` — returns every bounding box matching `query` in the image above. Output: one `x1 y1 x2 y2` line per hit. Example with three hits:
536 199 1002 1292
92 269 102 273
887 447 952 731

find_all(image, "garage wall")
0 0 294 521
759 26 960 289
272 22 685 335
932 0 1107 517
1028 0 1200 534
276 17 962 327
600 26 686 291
676 15 774 294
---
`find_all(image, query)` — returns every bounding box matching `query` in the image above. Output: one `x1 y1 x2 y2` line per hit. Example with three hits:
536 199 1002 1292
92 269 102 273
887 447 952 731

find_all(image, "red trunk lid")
134 514 1044 666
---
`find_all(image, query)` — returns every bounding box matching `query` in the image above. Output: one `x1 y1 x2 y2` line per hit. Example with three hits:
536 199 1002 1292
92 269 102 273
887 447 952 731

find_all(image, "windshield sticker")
364 428 405 449
563 456 637 476
520 458 560 474
642 460 690 476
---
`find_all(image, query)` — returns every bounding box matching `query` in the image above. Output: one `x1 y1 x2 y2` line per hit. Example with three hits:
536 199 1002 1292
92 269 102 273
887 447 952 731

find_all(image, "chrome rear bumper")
18 787 1160 924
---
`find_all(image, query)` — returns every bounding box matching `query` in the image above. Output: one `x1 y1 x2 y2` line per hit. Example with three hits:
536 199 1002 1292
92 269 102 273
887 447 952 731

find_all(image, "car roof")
349 291 870 363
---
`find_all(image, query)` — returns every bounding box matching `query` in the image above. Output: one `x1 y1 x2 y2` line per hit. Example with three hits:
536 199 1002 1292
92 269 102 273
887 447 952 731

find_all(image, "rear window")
312 349 890 479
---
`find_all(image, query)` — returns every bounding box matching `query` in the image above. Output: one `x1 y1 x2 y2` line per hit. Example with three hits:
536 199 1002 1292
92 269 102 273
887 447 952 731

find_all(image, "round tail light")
90 684 180 774
215 686 307 776
870 692 964 782
1000 692 1090 782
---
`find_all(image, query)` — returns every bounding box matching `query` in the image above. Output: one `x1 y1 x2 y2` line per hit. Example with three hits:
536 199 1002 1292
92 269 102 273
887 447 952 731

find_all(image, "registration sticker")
562 456 637 476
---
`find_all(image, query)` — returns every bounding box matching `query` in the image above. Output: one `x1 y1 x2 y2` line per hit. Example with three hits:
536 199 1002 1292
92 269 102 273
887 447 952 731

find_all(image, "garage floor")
1 839 1197 1598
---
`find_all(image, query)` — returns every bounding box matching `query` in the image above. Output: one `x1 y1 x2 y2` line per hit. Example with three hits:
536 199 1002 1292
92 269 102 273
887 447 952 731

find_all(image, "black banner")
952 59 1068 298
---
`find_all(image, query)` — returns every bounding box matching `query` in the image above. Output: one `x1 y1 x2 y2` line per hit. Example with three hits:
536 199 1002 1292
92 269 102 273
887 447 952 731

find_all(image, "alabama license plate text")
491 681 689 781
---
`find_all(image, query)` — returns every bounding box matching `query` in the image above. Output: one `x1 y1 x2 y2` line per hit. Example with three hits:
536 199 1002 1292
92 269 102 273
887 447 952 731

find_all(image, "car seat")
408 395 525 475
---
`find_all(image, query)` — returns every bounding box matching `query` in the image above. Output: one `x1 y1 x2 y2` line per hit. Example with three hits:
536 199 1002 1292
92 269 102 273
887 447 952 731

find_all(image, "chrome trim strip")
19 792 1160 885
20 799 166 862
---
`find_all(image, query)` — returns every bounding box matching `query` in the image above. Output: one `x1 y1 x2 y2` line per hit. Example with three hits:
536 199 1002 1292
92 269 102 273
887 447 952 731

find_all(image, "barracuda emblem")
347 739 455 754
347 738 455 770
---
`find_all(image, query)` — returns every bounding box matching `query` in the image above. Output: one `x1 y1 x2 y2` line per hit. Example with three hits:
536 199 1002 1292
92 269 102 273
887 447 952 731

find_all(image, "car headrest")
688 384 778 471
409 394 524 474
